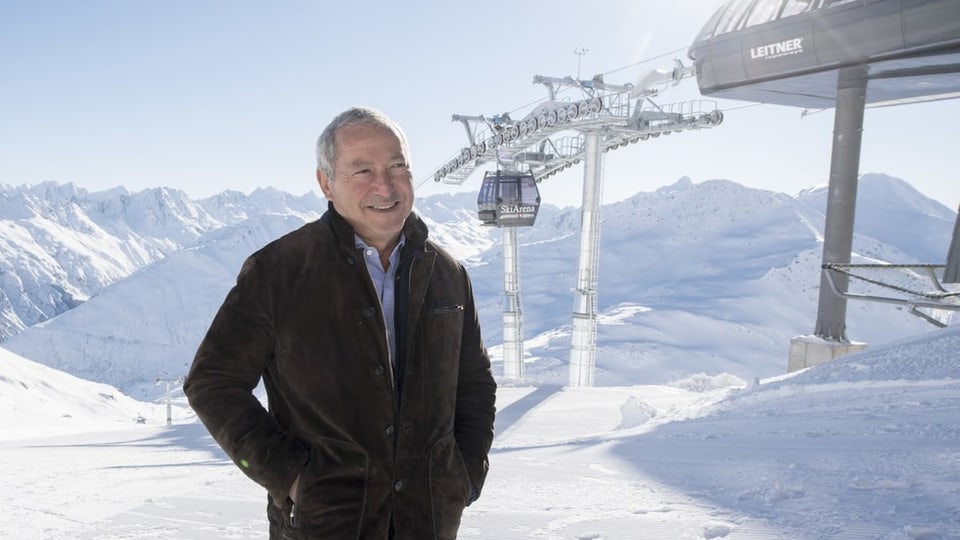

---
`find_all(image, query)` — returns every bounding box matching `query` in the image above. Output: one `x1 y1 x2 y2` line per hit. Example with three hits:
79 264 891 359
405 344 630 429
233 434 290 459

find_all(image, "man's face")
318 122 414 251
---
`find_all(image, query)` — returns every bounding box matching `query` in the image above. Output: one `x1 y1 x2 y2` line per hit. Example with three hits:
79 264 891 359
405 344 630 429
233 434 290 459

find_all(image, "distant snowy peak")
415 192 497 261
799 173 955 218
21 180 91 204
798 173 958 262
196 189 254 225
199 188 325 226
655 175 694 194
606 178 804 236
0 183 322 341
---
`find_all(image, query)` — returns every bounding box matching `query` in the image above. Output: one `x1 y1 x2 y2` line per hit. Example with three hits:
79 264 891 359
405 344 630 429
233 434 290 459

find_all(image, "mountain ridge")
2 174 957 398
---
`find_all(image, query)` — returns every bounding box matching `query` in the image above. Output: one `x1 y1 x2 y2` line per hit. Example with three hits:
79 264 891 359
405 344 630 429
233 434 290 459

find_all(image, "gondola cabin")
477 171 541 227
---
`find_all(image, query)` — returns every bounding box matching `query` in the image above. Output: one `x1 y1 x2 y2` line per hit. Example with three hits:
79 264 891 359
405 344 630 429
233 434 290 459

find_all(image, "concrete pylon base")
788 335 868 373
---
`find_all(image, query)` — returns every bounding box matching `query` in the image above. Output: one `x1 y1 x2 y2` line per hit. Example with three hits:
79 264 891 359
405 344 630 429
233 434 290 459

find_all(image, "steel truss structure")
434 63 724 386
822 263 960 327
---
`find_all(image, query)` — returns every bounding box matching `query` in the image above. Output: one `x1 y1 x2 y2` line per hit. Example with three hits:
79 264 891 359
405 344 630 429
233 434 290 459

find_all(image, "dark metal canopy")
688 0 960 108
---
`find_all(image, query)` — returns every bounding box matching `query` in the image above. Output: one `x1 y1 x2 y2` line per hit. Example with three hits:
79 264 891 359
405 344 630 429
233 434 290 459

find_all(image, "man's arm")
453 268 497 504
183 255 308 506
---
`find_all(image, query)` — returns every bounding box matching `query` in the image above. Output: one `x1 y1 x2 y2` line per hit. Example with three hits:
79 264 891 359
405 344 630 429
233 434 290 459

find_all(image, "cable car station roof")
688 0 960 108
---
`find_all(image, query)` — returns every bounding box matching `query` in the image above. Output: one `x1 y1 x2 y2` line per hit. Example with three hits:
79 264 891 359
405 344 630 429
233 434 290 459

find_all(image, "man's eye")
351 169 373 177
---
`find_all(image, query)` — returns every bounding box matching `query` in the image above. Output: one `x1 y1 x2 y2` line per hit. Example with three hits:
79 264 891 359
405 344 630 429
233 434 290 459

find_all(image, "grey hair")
315 107 410 179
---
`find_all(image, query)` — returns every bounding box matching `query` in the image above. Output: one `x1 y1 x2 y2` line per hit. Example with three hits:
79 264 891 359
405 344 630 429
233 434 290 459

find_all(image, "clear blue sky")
2 0 957 210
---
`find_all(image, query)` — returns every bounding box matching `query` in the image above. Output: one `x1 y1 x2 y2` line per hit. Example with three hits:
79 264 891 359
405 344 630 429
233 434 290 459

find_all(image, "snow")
2 323 959 539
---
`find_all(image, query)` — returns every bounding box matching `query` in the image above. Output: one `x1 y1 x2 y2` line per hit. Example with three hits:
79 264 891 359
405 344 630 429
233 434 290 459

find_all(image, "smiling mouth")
368 201 399 211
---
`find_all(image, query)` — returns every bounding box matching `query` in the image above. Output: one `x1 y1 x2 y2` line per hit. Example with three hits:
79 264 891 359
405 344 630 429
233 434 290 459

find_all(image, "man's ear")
317 168 333 200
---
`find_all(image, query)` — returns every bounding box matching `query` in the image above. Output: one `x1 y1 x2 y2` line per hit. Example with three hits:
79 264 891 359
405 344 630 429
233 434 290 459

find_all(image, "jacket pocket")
422 304 465 383
428 431 471 539
285 438 369 539
431 304 463 315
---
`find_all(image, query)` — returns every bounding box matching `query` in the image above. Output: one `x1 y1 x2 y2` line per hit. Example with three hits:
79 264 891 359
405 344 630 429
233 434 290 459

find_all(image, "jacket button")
394 480 406 492
385 425 394 436
363 307 376 317
374 366 384 375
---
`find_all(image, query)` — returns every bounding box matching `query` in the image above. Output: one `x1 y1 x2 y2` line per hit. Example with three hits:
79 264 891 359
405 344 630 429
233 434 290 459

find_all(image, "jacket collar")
322 201 429 255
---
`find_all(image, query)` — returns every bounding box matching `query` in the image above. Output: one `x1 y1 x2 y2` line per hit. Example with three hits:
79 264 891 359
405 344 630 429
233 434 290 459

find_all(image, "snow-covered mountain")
0 182 217 339
0 182 351 341
2 173 957 399
797 173 958 263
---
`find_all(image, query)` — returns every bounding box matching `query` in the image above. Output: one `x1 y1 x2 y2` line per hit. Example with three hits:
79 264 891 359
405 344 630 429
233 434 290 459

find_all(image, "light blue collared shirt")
355 234 405 367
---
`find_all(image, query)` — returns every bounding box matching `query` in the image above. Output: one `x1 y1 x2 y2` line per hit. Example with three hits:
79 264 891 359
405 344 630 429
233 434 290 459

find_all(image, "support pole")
814 65 868 341
155 376 182 426
569 131 604 387
502 225 525 379
789 65 869 371
944 204 960 284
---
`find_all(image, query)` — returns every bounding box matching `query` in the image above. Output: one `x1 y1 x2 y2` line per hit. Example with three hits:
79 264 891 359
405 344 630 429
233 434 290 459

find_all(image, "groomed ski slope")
2 324 959 539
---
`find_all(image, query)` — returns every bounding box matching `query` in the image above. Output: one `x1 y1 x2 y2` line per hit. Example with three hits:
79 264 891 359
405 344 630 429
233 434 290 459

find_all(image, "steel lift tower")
434 63 724 386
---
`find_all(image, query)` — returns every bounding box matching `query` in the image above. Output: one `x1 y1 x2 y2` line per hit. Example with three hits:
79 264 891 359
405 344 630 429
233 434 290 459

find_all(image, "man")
184 106 497 540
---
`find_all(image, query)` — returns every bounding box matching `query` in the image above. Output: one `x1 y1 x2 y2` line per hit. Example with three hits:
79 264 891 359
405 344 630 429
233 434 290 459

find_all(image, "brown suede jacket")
184 205 497 540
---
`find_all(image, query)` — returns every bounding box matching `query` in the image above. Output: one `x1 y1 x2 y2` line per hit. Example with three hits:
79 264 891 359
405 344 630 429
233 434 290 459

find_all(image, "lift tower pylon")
501 180 525 380
433 63 724 386
568 130 603 387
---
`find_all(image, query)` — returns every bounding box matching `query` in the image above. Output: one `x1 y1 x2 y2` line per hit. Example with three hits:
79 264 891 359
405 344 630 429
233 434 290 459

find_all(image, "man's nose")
374 168 392 184
369 168 398 188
